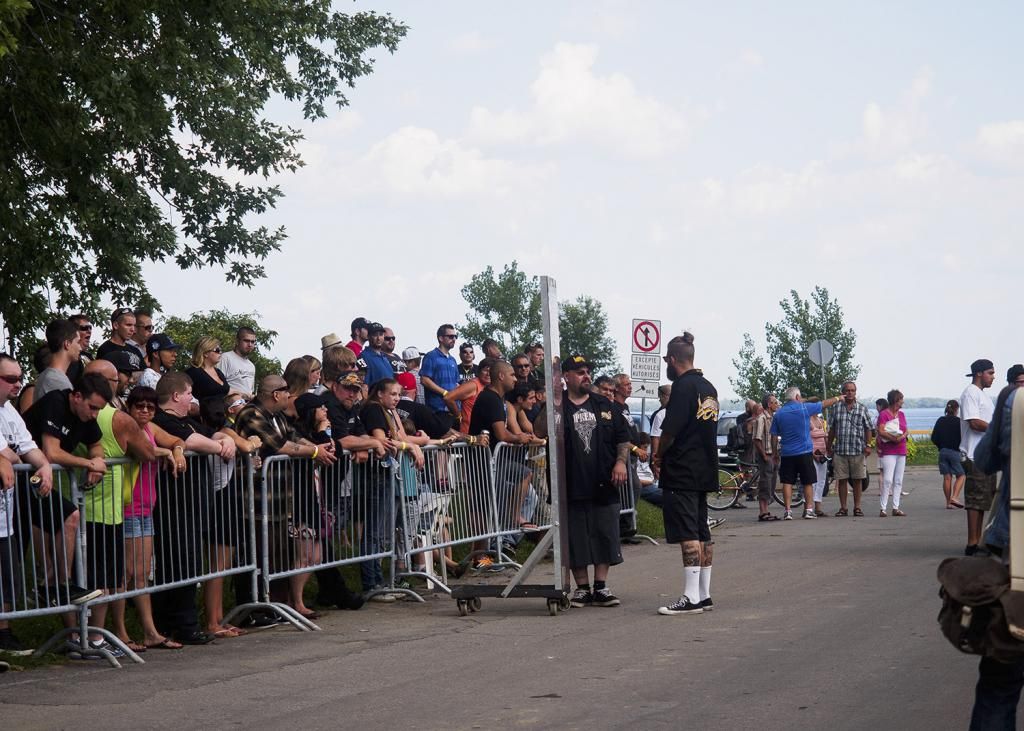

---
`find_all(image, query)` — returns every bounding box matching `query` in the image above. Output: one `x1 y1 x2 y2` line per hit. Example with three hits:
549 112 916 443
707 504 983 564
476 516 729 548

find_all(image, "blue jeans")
971 655 1024 730
358 476 390 592
639 482 664 508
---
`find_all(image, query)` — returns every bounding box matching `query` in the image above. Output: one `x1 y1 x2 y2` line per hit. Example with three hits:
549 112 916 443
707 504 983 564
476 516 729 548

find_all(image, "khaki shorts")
963 458 997 512
833 454 867 481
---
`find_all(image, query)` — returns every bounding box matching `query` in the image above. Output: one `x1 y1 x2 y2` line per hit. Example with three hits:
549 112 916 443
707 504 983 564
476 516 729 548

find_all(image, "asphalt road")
0 467 984 730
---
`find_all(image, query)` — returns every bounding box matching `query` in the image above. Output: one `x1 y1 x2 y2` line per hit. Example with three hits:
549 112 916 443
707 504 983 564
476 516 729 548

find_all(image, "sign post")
630 319 662 423
807 338 835 397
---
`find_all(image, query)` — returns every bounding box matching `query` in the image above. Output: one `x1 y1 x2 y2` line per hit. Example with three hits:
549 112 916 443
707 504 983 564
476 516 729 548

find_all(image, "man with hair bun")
653 332 721 615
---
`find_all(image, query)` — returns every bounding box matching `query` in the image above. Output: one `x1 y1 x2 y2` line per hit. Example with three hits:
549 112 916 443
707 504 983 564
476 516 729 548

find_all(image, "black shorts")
84 521 124 591
779 453 817 486
567 500 622 569
0 534 20 607
17 474 77 536
663 490 710 543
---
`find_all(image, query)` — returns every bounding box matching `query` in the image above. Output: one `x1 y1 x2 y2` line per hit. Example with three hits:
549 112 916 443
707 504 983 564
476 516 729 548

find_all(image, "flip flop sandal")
853 508 864 517
758 513 780 522
951 500 965 509
834 508 849 516
144 638 183 650
125 641 147 653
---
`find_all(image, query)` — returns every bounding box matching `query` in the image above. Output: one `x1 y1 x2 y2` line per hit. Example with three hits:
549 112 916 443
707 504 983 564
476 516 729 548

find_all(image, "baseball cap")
351 317 371 332
401 346 421 361
1007 364 1024 384
146 333 180 355
103 350 143 374
562 354 593 372
966 359 994 377
367 322 386 335
111 306 134 322
335 373 362 389
294 392 329 421
396 372 417 392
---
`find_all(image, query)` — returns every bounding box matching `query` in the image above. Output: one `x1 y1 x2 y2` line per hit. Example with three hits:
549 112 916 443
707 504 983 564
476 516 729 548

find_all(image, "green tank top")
86 405 127 525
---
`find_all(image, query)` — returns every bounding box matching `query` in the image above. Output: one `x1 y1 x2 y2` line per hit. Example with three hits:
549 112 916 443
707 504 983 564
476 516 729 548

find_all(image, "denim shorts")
938 448 965 477
122 515 155 539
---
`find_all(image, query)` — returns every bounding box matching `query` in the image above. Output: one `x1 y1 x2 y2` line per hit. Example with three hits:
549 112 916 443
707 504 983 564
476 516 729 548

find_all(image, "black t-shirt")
23 389 102 453
324 392 366 440
186 367 230 403
562 392 628 504
468 388 507 449
97 340 145 362
359 401 394 438
397 397 447 439
457 364 475 385
153 408 213 441
931 414 962 451
659 369 720 492
613 401 641 442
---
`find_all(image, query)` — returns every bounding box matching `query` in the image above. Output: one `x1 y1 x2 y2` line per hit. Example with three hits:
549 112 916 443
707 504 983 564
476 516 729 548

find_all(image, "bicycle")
710 455 806 510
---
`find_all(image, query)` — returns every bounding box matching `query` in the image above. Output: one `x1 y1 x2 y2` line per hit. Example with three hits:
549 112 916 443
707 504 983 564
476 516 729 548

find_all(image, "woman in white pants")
877 389 908 517
809 410 829 516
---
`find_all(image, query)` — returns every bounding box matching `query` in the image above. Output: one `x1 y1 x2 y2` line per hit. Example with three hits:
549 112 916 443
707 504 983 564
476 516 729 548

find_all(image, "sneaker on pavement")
699 597 714 611
366 586 397 603
803 509 816 519
783 510 793 520
68 639 126 660
708 517 726 530
658 597 704 615
592 588 621 607
0 628 33 656
569 588 593 608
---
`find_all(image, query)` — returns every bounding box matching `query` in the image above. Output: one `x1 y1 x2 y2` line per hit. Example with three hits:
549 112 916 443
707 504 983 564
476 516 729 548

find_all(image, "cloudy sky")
142 1 1023 400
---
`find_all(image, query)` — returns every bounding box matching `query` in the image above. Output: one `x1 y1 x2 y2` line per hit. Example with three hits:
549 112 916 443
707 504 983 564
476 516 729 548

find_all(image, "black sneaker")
0 629 33 656
620 536 643 545
965 544 979 556
569 588 593 608
699 597 714 611
658 596 704 615
36 583 102 607
592 588 621 607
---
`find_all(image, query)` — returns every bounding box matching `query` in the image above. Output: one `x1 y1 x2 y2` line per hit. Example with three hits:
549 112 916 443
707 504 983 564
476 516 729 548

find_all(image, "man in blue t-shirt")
770 387 842 520
420 323 460 432
361 322 395 387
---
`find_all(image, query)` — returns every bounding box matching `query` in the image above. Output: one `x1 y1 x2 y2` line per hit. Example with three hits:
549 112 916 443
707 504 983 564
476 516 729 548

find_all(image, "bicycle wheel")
708 469 741 510
771 482 806 509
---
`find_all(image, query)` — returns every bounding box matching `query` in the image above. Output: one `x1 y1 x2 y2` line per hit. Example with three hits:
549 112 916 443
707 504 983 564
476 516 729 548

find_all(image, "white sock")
683 567 700 604
699 567 712 602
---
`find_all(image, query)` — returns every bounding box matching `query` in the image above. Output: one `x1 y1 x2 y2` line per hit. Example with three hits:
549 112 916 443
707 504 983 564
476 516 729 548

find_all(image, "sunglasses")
0 374 23 384
272 386 290 394
140 324 153 331
207 347 222 354
78 325 93 332
384 336 396 341
130 401 156 411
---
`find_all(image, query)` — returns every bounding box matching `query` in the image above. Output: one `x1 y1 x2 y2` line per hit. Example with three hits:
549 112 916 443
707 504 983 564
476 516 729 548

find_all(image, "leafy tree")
159 309 280 381
459 262 541 356
559 295 619 374
731 287 860 399
0 2 406 358
459 261 619 372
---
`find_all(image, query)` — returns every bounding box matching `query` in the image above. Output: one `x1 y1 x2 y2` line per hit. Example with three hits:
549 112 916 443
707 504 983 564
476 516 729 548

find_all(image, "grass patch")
908 439 938 467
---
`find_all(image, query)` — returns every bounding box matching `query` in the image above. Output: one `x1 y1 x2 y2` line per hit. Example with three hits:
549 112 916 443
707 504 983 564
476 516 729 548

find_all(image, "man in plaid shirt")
827 381 874 516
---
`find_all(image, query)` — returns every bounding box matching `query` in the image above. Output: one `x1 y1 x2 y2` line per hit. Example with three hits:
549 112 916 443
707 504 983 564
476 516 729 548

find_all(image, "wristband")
173 445 184 452
468 436 476 445
442 390 449 397
630 445 638 454
311 446 319 460
400 442 407 452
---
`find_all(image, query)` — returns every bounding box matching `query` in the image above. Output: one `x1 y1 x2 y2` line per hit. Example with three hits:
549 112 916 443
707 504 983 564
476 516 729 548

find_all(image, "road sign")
631 319 661 354
807 339 834 366
630 353 661 382
631 380 661 399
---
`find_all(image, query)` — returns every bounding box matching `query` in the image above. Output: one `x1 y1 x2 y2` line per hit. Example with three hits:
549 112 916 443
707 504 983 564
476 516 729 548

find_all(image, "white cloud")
448 30 493 55
343 126 554 198
976 120 1024 166
859 68 933 155
469 42 689 159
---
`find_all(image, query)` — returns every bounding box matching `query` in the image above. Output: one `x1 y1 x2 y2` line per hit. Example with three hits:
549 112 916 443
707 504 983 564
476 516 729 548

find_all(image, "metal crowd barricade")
395 441 503 594
619 460 658 546
2 464 90 654
23 452 290 668
259 450 419 610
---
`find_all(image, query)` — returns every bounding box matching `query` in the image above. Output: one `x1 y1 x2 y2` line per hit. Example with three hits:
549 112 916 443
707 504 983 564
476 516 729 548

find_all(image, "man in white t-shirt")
960 358 997 555
218 327 257 399
649 384 671 454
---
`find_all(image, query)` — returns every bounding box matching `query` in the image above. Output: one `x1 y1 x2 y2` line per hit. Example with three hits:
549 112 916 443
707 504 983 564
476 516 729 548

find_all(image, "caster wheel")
457 600 468 616
558 596 571 611
470 597 482 611
547 599 559 616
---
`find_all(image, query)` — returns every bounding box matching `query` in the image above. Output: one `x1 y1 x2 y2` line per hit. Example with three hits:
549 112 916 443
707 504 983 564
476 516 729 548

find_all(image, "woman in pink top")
809 409 829 516
112 386 186 651
877 388 909 517
444 358 493 434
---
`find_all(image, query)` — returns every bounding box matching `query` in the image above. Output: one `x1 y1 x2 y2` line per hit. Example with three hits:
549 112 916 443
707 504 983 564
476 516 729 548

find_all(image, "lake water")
891 407 944 433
